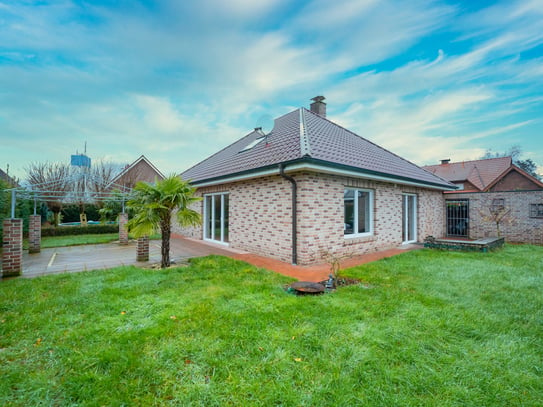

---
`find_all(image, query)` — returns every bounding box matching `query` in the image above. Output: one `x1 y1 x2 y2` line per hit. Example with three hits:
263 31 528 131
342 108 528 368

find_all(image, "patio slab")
2 236 421 281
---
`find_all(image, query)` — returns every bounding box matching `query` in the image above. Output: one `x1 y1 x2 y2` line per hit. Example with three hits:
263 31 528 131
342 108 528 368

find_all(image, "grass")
21 233 162 250
1 244 542 406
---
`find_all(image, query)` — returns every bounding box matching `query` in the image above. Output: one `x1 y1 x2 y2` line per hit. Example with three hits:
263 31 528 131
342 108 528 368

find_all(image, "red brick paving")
171 235 422 282
230 246 421 282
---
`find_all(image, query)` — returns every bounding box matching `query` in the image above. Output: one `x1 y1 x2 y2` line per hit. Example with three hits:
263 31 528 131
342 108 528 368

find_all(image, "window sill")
343 234 376 245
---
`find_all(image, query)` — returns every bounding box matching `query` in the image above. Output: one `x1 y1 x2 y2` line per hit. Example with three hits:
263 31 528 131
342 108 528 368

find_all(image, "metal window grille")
530 203 543 218
446 199 469 237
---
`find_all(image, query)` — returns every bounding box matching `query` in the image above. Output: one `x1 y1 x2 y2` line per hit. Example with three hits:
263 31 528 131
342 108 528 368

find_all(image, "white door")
402 194 417 243
204 193 229 244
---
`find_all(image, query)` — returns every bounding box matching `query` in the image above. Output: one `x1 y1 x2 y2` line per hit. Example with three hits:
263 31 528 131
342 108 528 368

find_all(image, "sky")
1 0 542 181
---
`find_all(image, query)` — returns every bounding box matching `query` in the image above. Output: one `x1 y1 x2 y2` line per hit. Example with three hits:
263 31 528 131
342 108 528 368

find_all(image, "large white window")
203 193 229 244
344 188 373 237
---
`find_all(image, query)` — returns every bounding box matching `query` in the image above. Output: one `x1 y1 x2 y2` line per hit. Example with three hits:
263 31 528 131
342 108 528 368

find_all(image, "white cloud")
1 0 542 180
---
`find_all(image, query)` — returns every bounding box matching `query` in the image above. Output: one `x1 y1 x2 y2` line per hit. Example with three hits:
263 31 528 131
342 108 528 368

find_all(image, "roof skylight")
240 137 265 152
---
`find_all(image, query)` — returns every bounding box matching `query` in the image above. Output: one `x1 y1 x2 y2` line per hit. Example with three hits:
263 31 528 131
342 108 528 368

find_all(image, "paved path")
4 236 421 281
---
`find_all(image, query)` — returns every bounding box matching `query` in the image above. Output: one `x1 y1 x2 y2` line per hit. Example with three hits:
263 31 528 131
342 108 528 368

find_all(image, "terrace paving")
5 236 420 281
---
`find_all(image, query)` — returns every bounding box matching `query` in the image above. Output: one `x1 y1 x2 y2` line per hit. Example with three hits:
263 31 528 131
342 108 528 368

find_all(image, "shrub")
61 204 101 223
41 224 119 237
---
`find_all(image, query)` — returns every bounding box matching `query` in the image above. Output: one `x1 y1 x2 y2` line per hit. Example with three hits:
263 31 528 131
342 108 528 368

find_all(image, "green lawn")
1 245 542 406
21 233 161 250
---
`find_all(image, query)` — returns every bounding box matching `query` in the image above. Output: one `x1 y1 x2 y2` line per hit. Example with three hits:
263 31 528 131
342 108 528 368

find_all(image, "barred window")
530 204 543 218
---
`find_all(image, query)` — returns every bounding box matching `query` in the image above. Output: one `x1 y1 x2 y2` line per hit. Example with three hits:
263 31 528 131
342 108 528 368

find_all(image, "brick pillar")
2 219 23 277
136 236 149 262
28 215 42 254
119 213 128 245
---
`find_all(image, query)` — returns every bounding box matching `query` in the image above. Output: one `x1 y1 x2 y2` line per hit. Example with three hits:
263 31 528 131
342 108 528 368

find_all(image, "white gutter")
192 162 456 191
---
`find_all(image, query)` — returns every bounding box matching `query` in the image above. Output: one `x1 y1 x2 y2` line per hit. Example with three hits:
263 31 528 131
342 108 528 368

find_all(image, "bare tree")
478 198 512 237
87 160 123 208
26 162 71 226
481 145 541 180
320 249 355 288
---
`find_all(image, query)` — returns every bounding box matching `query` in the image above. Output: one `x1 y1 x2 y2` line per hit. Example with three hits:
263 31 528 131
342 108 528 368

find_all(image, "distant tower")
70 142 91 226
71 142 91 168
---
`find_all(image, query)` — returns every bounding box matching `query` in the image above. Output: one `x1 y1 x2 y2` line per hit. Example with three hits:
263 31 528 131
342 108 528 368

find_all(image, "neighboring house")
175 97 456 265
109 155 165 191
423 157 543 244
0 167 18 187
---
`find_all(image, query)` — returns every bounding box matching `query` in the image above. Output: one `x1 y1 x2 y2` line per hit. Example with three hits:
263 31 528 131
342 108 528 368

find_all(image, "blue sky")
1 0 542 180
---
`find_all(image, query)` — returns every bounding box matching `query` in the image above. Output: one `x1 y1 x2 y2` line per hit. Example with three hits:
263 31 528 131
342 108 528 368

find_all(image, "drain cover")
290 281 325 294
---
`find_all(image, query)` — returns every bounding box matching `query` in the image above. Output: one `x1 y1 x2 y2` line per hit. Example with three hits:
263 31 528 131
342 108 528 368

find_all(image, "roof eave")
187 158 457 191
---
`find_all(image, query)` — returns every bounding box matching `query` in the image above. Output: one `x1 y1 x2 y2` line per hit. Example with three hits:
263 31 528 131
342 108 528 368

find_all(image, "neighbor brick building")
175 97 455 265
109 155 165 191
423 157 543 244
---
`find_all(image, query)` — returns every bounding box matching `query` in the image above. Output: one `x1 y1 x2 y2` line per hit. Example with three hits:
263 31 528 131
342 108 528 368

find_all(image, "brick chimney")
310 96 326 117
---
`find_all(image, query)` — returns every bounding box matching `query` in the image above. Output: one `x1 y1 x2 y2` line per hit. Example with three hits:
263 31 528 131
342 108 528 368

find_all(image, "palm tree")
127 175 201 268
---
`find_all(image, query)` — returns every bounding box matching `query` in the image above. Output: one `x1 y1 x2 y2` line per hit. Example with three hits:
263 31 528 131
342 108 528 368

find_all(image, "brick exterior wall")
295 172 443 264
136 236 149 261
119 213 129 245
445 190 543 244
174 171 445 265
28 215 41 254
489 170 542 192
2 218 23 277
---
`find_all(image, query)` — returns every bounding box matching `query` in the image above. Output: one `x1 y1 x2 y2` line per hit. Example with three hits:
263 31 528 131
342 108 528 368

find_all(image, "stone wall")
445 190 543 244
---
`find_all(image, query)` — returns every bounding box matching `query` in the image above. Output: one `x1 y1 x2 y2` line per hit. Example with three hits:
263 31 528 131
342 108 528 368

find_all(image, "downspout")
279 164 297 265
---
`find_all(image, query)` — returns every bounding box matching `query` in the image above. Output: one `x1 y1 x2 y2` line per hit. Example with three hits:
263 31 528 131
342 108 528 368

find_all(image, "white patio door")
204 193 229 244
402 194 417 243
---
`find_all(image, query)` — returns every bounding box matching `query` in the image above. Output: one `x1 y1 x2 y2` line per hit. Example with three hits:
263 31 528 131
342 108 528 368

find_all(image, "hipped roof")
182 107 455 190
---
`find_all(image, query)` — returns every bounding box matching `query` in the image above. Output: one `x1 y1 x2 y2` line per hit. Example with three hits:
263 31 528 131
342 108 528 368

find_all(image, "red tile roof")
182 107 454 190
422 157 512 191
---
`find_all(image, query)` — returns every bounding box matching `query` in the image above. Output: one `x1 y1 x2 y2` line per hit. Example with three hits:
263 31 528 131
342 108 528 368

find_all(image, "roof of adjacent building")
108 155 165 190
0 168 18 187
423 156 513 191
182 107 455 190
424 156 543 192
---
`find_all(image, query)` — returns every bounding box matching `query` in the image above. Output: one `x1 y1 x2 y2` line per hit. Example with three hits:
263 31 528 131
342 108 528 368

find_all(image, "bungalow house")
175 97 456 265
423 157 543 244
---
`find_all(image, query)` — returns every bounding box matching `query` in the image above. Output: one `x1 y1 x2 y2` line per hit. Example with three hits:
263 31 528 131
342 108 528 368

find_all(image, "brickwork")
295 173 443 264
174 176 294 262
2 218 23 277
136 236 149 261
28 215 41 254
119 213 129 245
174 171 445 265
489 170 542 192
446 190 543 244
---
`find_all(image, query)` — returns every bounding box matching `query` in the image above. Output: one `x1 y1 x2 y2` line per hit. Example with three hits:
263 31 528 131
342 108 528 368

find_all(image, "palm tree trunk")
161 217 171 268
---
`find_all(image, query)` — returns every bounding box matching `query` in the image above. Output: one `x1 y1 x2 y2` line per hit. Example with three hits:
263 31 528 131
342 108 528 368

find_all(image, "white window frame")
344 188 374 238
203 192 229 245
402 193 417 244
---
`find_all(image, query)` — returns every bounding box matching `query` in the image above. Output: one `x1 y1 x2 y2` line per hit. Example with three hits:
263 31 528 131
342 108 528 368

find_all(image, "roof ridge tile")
299 108 311 157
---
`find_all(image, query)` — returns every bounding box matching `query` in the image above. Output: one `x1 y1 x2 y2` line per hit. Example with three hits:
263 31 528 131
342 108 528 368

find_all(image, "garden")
1 244 542 406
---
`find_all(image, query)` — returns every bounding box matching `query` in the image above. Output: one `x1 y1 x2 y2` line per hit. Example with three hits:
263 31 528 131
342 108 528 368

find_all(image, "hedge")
41 224 119 237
